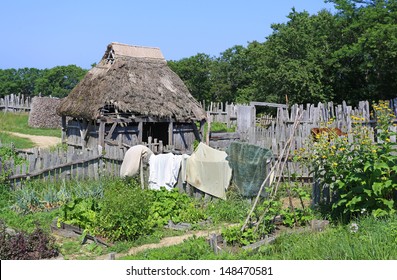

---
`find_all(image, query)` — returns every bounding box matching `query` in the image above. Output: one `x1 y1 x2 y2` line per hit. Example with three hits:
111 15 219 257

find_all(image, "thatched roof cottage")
57 42 206 153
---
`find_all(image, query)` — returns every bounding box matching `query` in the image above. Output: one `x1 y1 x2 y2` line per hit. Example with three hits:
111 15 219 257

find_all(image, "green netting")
226 142 273 198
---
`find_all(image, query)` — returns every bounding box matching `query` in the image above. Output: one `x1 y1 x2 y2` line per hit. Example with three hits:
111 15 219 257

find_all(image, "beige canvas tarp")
120 145 152 177
186 143 232 199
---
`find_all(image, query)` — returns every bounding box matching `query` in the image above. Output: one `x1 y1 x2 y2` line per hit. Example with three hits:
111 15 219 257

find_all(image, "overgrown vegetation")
254 215 397 260
296 101 397 221
122 215 397 260
57 181 208 242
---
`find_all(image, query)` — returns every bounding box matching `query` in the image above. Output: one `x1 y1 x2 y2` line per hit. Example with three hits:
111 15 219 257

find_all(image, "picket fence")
0 94 32 112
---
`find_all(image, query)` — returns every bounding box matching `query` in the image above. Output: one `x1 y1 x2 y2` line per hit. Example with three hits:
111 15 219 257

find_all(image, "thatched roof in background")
57 42 206 122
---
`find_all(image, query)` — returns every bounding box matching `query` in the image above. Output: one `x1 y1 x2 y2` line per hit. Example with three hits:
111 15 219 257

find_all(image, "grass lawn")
0 131 35 149
0 112 61 138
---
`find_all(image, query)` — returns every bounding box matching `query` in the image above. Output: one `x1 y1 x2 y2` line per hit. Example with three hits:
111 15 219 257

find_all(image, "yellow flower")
322 155 327 159
386 138 391 142
372 149 377 153
331 145 336 149
332 162 338 167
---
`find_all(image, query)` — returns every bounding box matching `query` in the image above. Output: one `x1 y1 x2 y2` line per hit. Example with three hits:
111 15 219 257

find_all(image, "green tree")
328 0 397 103
34 65 87 98
16 68 43 96
0 69 20 97
210 45 256 103
252 9 337 105
168 53 214 103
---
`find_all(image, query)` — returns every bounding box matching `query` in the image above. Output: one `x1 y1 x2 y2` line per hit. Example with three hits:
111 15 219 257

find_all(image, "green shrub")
296 101 397 221
98 179 153 241
58 198 101 237
149 187 206 227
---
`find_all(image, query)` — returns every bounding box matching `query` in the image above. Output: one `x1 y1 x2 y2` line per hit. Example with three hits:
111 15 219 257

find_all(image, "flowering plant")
296 101 397 220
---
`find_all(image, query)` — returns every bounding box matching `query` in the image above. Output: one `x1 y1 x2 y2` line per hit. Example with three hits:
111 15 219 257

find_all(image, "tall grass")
204 188 250 224
0 112 61 137
121 215 397 260
252 215 397 260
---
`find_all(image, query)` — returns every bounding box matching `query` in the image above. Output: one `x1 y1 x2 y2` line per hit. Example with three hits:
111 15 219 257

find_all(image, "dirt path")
95 229 221 260
5 131 61 148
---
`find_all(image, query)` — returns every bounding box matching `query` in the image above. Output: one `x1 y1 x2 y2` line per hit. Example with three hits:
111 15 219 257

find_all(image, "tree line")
0 65 87 98
1 0 396 106
168 0 397 106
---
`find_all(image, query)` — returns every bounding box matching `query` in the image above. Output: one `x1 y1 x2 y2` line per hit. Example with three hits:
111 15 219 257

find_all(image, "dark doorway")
142 122 169 145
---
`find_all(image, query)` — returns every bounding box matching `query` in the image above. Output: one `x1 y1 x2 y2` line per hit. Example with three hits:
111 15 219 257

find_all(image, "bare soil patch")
6 132 61 148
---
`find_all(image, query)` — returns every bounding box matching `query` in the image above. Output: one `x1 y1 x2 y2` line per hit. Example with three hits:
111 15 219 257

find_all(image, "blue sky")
0 1 335 69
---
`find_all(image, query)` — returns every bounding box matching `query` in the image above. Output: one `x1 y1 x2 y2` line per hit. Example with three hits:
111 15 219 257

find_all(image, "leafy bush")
97 179 153 242
0 220 58 260
222 224 259 246
58 198 101 237
57 179 208 242
149 187 206 227
296 101 397 221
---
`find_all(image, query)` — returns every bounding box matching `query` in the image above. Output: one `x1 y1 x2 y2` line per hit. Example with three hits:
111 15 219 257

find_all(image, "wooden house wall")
173 123 197 153
64 119 200 153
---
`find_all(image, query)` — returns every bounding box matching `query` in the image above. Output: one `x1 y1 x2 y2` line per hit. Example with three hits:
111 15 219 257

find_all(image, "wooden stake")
241 109 302 232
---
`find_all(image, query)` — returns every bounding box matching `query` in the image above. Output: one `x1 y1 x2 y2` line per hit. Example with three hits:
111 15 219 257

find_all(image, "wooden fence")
0 94 32 112
209 99 397 180
245 101 375 154
1 143 126 188
2 98 397 200
204 102 237 128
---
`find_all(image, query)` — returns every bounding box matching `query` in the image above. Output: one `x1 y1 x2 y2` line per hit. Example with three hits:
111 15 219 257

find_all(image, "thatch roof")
57 42 206 122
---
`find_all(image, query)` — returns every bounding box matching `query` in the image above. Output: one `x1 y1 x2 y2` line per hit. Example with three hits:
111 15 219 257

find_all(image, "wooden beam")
78 119 88 149
199 120 206 142
98 120 105 148
168 121 174 146
191 122 201 142
61 116 67 144
206 112 211 145
138 122 143 143
250 101 288 109
105 122 118 140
